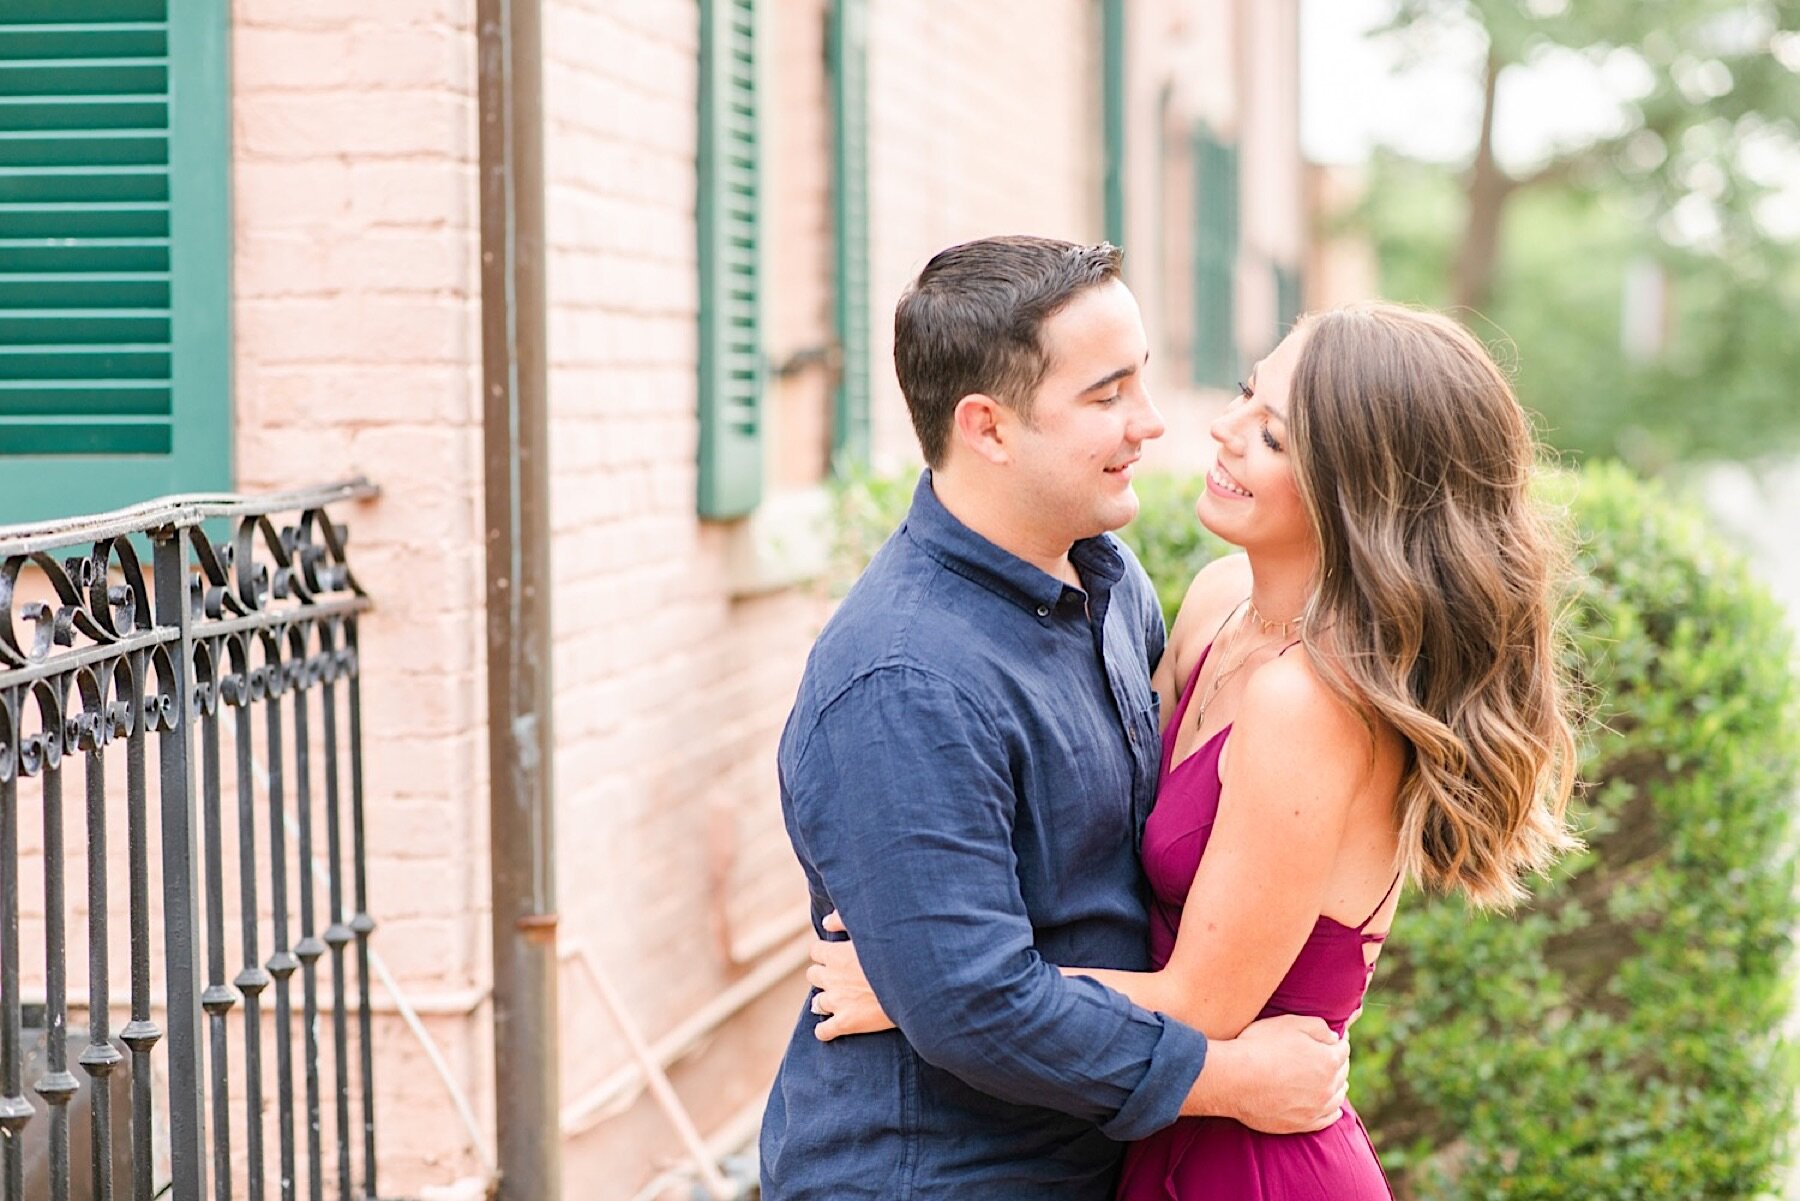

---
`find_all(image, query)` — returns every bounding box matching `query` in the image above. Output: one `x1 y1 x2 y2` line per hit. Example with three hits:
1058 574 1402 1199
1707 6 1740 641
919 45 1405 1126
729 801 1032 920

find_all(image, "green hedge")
832 463 1800 1197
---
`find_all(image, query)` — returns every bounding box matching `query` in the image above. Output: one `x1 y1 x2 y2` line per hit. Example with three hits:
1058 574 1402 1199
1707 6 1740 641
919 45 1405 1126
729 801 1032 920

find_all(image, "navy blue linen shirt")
760 472 1209 1200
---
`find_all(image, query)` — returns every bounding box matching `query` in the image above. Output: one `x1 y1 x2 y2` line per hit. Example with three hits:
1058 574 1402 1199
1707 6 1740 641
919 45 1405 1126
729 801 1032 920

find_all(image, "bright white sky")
1298 0 1800 239
1299 0 1637 170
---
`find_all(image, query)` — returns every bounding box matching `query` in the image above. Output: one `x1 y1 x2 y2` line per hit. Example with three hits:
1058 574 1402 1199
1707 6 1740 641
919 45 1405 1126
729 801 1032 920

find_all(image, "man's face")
1002 279 1165 542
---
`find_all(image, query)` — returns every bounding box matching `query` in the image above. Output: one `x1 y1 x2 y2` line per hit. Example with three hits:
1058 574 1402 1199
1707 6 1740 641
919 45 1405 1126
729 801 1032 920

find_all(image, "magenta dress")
1116 642 1397 1201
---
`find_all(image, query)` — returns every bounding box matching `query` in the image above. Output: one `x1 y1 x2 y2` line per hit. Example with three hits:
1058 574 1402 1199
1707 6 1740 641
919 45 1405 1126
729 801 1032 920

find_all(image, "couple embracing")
760 236 1576 1200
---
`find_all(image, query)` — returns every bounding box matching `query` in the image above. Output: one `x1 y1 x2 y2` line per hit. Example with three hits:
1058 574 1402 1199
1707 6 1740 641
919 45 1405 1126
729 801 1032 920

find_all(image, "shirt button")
1128 726 1139 744
1036 605 1049 617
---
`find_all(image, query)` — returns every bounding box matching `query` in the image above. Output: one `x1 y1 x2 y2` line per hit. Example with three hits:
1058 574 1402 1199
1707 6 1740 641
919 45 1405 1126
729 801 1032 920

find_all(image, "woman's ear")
951 393 1011 465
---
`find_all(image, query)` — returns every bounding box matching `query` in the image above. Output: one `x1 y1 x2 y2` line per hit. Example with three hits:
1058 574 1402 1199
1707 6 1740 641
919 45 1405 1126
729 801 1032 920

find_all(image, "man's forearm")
883 961 1206 1138
1180 1035 1246 1119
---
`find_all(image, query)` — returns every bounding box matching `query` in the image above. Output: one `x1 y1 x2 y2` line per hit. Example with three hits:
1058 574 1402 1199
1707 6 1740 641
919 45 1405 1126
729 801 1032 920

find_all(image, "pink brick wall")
231 0 489 1192
863 0 1104 471
540 3 826 1193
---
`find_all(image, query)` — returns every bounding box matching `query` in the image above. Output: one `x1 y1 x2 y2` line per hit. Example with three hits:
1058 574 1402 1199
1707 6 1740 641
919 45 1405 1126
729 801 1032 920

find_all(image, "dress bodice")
1140 641 1396 1036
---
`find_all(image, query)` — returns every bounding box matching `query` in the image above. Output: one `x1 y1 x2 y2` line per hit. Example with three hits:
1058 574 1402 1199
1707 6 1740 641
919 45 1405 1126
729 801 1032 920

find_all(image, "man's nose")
1135 396 1167 442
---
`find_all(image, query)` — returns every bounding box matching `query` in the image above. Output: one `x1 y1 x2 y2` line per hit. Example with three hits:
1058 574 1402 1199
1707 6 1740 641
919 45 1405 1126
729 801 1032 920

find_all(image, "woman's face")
1197 328 1316 556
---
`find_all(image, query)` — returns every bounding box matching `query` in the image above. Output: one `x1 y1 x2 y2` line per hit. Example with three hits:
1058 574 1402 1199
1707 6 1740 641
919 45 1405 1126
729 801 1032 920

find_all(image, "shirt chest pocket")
1014 701 1138 893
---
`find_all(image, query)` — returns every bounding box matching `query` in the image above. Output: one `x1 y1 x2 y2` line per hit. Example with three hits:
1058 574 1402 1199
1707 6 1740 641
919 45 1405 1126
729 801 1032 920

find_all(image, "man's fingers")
822 910 847 934
809 939 830 965
805 963 827 989
813 1015 842 1042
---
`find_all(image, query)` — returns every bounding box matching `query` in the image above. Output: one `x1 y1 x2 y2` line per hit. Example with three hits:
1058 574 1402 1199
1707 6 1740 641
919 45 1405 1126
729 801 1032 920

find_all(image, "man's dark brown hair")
893 235 1124 467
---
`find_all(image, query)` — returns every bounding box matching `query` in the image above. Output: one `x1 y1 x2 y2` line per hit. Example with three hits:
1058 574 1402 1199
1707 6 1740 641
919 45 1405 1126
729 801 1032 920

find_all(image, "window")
1191 125 1239 389
1101 0 1126 249
827 0 869 472
697 0 764 519
0 0 231 524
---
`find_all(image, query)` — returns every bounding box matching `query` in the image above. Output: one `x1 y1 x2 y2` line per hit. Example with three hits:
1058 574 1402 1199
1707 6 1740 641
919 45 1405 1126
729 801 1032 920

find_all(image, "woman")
806 302 1579 1198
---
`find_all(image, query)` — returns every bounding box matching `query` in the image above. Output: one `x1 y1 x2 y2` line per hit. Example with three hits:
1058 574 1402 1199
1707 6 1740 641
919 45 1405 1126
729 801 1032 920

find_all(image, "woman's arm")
1067 655 1370 1037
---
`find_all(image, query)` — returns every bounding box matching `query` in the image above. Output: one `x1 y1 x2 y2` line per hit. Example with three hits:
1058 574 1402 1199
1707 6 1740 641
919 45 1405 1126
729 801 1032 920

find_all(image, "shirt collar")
902 470 1125 618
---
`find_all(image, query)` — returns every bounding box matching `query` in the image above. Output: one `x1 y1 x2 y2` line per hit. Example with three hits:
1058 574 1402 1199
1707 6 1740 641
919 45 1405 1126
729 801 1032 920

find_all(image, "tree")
1376 0 1800 313
1355 0 1800 467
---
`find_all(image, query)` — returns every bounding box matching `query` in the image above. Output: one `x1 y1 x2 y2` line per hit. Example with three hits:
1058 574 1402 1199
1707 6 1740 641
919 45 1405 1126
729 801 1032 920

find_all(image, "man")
760 237 1346 1199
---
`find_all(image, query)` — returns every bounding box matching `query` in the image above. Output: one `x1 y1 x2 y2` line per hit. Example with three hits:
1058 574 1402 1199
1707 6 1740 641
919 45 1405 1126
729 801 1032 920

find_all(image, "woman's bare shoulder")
1166 554 1252 669
1240 645 1401 785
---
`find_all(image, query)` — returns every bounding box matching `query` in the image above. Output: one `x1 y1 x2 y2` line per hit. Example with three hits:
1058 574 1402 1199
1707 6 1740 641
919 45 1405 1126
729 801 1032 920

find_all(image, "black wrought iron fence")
0 480 380 1201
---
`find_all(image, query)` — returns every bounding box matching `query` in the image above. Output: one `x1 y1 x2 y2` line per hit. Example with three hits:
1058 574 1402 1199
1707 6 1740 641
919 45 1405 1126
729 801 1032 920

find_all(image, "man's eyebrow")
1080 352 1151 395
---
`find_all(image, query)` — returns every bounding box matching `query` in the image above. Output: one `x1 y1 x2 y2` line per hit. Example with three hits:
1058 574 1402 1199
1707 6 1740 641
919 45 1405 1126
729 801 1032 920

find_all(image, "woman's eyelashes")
1238 381 1283 451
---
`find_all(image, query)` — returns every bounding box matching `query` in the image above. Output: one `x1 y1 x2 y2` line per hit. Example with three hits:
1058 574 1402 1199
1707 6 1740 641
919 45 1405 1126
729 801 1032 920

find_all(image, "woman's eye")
1098 393 1121 406
1237 380 1253 399
1260 425 1283 452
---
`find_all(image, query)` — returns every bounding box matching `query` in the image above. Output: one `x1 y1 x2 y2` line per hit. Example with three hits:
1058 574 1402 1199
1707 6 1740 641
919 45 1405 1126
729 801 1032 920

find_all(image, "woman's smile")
1207 462 1254 499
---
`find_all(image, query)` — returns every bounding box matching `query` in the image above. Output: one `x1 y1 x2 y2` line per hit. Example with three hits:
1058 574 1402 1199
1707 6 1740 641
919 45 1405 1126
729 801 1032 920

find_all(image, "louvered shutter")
1101 0 1126 248
1192 126 1239 389
828 0 869 472
697 0 763 519
1275 262 1302 339
0 0 230 524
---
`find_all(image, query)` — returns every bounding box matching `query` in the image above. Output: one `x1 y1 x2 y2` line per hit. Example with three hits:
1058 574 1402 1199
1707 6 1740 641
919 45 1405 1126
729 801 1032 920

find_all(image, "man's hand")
1182 1013 1349 1132
806 911 898 1041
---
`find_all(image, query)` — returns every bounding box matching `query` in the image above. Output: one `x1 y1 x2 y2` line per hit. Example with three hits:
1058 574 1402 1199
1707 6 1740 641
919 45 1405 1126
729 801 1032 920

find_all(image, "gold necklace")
1192 599 1305 732
1246 596 1305 638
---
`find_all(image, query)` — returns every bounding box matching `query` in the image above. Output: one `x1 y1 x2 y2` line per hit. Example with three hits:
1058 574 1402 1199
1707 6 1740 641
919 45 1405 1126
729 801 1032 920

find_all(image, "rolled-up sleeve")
787 664 1207 1140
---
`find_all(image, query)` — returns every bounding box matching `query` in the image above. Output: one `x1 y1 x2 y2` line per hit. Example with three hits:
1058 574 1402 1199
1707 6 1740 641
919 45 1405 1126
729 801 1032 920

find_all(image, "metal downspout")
477 2 561 1199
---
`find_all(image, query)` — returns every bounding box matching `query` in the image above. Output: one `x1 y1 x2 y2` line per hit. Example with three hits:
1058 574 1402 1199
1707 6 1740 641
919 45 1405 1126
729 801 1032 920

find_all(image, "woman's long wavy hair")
1288 303 1578 909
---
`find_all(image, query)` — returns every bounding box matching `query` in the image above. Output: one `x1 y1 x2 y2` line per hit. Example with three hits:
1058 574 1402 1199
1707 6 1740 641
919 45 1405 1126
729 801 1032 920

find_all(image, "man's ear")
951 394 1012 465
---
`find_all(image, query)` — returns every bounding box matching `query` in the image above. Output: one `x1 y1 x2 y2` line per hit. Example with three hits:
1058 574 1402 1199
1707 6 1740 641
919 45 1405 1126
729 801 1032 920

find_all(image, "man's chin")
1096 491 1141 534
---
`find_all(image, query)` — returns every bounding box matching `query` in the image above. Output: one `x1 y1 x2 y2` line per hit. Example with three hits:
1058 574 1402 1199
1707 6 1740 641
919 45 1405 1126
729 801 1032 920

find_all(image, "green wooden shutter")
1101 0 1126 248
1274 262 1302 339
697 0 763 519
1191 126 1239 388
0 0 231 525
828 0 869 472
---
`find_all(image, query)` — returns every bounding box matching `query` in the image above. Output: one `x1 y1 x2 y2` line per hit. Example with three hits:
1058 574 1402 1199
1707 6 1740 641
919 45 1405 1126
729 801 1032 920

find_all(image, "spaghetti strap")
1171 599 1250 721
1275 638 1304 657
1356 870 1404 933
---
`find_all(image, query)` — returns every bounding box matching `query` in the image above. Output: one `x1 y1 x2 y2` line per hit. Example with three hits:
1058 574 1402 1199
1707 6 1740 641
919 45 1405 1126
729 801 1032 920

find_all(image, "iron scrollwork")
0 480 380 1201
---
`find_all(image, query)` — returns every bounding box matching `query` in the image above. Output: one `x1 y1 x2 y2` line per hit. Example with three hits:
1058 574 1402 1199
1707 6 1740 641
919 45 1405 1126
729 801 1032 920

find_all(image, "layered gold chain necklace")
1191 597 1306 732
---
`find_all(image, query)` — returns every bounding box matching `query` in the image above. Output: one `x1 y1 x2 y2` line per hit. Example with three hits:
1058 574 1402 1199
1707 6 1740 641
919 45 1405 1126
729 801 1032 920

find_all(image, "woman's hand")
807 912 898 1041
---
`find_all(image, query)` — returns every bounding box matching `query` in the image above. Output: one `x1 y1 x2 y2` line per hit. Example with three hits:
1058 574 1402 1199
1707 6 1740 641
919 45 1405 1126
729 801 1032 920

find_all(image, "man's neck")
930 468 1082 588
